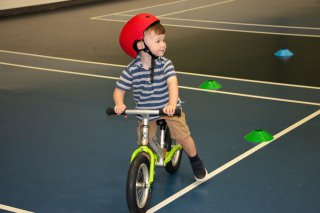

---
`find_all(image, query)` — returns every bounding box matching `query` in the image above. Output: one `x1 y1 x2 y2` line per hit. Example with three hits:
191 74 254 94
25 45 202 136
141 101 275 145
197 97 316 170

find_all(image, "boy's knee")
176 135 192 144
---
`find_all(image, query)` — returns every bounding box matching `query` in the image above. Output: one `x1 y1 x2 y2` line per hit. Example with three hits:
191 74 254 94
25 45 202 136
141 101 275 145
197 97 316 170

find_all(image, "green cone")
244 129 274 143
199 80 222 90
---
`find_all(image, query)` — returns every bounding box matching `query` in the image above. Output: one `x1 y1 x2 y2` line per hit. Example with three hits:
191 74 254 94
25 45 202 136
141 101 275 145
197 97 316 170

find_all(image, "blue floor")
1 52 319 212
1 0 320 212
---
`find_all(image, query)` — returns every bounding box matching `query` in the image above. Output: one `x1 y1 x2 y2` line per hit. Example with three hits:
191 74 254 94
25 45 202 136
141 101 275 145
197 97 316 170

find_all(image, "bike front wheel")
126 153 152 213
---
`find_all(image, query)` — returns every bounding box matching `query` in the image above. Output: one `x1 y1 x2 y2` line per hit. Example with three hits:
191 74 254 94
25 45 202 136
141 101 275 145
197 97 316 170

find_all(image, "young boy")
113 13 207 181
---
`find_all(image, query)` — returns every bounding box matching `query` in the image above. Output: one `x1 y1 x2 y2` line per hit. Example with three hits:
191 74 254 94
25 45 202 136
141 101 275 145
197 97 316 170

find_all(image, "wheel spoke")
127 155 151 211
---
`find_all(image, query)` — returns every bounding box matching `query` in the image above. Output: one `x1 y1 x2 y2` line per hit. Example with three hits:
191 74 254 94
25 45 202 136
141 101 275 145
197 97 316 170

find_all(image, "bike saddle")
156 119 166 127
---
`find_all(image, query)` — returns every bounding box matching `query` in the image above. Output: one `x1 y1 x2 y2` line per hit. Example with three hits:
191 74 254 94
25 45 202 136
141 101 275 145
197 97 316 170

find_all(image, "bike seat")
156 119 166 127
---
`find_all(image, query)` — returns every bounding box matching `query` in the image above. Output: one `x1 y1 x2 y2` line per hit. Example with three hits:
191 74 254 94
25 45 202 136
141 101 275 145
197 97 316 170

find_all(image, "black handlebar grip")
106 107 127 116
106 107 116 115
159 108 181 116
175 108 182 116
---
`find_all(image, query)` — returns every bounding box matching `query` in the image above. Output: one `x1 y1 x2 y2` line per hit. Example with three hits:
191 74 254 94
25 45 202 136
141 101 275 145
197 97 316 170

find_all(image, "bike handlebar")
106 107 181 117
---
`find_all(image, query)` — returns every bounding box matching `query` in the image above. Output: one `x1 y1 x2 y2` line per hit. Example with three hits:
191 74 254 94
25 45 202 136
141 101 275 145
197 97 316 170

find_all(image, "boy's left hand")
163 105 176 116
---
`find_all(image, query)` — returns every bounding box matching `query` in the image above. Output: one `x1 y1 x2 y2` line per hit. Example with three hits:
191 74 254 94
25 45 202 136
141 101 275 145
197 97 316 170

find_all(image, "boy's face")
143 30 166 57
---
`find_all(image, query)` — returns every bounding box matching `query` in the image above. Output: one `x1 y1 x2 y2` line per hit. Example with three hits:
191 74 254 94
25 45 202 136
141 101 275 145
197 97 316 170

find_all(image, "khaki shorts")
137 110 191 144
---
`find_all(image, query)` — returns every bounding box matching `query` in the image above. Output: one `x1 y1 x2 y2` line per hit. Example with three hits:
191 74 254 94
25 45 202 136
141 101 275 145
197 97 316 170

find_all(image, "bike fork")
130 146 157 188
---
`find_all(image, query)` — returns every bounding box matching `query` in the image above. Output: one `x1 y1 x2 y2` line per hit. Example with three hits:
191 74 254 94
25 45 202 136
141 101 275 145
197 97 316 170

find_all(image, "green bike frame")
130 144 182 188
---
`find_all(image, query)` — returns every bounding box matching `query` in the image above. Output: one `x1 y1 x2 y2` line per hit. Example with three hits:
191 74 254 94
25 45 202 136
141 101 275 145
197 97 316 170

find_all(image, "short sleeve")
163 59 176 79
116 68 132 91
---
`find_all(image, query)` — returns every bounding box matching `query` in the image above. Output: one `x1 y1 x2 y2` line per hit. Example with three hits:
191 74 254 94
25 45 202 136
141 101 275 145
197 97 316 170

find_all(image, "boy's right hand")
114 104 126 115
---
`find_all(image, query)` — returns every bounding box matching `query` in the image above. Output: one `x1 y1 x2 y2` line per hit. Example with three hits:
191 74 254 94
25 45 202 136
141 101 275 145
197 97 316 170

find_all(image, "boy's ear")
136 40 145 51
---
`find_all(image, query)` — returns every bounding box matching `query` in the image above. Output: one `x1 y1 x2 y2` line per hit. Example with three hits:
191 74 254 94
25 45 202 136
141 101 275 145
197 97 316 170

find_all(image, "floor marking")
91 13 320 38
90 0 187 20
179 85 320 106
92 16 320 38
0 49 125 67
0 62 119 80
0 204 34 213
159 23 320 38
1 62 319 107
1 49 319 90
177 71 320 90
104 13 320 31
158 0 236 17
92 18 127 23
160 16 320 31
146 109 320 212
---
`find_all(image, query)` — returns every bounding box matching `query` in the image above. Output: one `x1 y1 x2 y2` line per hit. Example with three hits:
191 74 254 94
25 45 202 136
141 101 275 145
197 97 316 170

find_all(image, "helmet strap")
150 58 155 83
142 40 157 83
142 40 157 59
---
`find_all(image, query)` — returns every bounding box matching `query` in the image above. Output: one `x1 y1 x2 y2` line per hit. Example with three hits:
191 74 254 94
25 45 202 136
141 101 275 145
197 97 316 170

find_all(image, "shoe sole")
194 169 208 182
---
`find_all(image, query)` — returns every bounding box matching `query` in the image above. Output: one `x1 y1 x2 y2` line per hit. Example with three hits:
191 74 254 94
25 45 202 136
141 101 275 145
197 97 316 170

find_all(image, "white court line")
106 13 320 31
1 49 319 90
1 62 319 107
0 49 125 68
93 18 127 23
0 62 118 80
179 86 320 106
147 109 320 212
162 23 320 38
89 0 320 38
158 0 236 17
97 13 320 32
90 0 187 20
161 16 320 31
177 71 320 90
92 15 320 38
0 204 34 213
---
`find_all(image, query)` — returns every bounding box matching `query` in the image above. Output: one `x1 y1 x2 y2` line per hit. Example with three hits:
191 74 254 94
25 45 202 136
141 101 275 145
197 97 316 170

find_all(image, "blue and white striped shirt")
116 55 178 120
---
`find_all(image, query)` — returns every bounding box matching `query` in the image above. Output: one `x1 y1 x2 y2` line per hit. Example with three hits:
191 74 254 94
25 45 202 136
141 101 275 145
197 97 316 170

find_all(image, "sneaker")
191 160 208 181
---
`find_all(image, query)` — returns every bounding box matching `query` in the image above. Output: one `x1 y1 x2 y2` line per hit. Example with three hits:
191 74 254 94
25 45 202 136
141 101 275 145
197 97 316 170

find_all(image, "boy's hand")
163 105 176 116
114 104 126 115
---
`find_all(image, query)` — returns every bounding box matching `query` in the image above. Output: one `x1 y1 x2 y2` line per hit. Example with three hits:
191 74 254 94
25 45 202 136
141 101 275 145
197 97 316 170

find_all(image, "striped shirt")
116 55 179 120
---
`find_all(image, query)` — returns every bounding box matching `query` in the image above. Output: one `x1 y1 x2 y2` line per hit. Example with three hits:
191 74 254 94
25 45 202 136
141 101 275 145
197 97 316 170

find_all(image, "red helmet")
119 13 159 58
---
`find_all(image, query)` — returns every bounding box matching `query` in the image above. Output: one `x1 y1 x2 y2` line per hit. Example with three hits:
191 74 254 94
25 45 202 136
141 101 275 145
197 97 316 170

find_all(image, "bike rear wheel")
126 153 152 213
165 127 183 174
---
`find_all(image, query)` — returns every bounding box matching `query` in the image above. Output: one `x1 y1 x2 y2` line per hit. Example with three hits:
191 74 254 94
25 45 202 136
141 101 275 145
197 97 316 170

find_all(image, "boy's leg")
176 135 207 180
175 135 196 157
164 111 207 180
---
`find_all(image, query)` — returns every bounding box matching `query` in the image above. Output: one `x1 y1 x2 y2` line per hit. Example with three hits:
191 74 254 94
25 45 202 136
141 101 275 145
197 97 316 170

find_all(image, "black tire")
164 127 183 174
126 153 152 213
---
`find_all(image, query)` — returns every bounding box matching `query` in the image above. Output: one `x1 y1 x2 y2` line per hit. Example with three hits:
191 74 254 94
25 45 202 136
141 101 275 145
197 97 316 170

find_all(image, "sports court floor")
0 0 319 212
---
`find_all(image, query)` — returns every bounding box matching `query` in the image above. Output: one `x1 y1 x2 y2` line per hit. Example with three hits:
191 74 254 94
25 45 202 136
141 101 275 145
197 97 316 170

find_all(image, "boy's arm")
113 87 126 115
164 76 179 116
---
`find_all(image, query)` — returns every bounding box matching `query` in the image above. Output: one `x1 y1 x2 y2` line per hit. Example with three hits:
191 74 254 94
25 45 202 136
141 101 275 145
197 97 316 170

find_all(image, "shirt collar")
134 55 143 68
134 54 164 68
